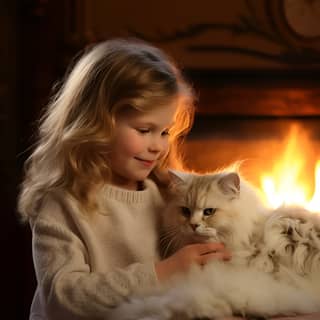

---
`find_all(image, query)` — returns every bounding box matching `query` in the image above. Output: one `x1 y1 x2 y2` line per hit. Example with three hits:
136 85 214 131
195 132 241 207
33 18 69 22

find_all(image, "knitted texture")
29 179 164 320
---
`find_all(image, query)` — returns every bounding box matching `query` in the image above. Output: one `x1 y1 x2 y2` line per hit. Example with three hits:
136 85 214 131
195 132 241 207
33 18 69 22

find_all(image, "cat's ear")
168 170 188 186
218 172 240 197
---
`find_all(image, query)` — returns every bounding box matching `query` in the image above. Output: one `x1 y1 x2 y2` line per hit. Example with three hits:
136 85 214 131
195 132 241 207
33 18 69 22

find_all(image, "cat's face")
161 172 241 251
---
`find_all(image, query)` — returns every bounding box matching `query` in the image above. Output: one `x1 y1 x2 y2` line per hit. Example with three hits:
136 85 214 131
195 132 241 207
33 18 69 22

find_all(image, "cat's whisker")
159 227 180 243
159 233 175 245
175 236 184 253
160 226 178 236
162 235 178 258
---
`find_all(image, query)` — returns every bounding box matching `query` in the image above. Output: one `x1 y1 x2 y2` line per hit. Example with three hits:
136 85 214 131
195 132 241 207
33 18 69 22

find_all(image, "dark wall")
1 1 67 318
1 1 29 319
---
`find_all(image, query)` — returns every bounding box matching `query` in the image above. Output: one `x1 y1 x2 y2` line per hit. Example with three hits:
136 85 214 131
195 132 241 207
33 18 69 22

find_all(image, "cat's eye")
180 206 191 217
203 208 216 216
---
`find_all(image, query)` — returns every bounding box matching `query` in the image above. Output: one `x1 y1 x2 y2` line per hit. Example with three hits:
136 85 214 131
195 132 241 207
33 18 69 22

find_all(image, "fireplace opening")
182 115 320 210
180 72 320 209
184 116 320 177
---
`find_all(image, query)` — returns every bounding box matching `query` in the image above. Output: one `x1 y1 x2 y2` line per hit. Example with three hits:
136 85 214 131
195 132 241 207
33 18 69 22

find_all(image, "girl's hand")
155 242 231 282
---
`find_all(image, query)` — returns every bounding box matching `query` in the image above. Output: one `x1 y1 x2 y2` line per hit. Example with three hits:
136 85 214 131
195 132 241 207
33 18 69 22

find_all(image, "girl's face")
108 100 178 190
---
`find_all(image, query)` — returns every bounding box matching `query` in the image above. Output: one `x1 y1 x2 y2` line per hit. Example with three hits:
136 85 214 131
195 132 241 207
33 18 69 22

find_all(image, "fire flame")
260 125 320 211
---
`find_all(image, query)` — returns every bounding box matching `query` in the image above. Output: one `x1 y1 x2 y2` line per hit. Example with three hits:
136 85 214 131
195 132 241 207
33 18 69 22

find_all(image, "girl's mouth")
134 157 155 167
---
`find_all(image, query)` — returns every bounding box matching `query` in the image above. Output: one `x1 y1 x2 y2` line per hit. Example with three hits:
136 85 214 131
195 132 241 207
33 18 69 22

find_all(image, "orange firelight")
260 125 320 211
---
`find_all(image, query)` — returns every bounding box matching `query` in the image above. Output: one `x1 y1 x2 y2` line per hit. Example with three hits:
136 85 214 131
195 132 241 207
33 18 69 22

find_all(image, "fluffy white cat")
108 170 320 320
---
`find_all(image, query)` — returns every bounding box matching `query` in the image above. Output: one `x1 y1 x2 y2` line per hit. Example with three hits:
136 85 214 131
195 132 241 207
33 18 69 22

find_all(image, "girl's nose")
148 137 166 153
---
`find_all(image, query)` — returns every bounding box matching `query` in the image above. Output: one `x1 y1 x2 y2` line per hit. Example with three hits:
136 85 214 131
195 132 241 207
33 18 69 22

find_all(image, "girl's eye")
203 208 216 216
161 129 170 136
137 128 150 134
180 206 191 218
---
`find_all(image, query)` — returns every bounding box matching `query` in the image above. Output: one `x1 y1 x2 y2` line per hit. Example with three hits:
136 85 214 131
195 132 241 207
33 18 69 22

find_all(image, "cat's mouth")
193 227 217 238
185 231 217 244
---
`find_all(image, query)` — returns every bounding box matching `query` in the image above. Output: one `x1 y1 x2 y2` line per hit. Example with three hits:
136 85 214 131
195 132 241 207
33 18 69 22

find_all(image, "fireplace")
182 72 320 210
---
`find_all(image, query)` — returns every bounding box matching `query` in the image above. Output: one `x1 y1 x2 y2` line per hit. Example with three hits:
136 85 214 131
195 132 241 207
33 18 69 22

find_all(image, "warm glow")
260 125 320 211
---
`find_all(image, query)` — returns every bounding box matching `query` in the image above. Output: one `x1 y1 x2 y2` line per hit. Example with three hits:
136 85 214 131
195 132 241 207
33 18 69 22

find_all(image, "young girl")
18 38 231 320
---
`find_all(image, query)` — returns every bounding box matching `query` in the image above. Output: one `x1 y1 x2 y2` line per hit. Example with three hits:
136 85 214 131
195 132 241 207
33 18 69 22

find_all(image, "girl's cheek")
159 142 169 159
125 134 145 154
163 139 170 152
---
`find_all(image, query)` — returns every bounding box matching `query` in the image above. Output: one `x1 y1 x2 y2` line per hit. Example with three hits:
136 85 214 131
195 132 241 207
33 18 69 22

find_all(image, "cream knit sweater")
29 179 165 320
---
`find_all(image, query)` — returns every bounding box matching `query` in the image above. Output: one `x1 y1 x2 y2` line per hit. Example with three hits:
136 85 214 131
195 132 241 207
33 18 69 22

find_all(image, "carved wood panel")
62 0 320 71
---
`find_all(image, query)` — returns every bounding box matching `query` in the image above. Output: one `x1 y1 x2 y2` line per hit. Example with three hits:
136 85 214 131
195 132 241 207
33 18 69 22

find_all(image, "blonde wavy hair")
18 38 195 220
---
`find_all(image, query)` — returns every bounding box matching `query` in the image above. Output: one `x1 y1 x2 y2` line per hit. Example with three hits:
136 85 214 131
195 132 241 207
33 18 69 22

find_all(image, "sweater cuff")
128 262 159 292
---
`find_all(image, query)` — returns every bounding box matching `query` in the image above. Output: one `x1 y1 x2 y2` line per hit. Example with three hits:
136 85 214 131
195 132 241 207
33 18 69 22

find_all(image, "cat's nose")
190 223 199 231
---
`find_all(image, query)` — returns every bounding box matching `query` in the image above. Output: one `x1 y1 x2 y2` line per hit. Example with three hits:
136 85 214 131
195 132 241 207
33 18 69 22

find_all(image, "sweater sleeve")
31 212 158 320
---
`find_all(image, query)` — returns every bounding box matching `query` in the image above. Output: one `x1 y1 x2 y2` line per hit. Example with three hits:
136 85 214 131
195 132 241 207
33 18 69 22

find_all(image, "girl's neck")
109 179 145 191
137 181 144 191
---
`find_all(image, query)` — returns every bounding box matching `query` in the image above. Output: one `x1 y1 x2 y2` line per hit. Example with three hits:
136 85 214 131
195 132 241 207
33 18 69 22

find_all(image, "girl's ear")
217 172 240 197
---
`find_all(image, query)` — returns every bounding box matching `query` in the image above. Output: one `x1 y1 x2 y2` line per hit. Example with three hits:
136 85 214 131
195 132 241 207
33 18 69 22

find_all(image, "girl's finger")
193 242 226 255
198 251 231 265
